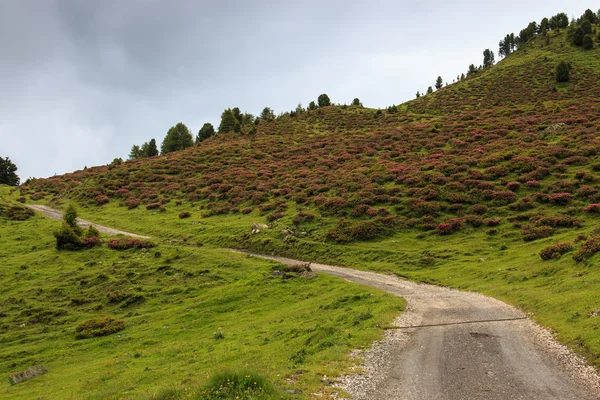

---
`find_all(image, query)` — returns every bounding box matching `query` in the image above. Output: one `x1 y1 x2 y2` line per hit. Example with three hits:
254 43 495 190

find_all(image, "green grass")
0 188 404 399
50 192 600 370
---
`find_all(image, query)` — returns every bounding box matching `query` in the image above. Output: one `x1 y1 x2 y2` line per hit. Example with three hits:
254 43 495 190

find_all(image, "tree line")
417 8 599 99
128 93 362 157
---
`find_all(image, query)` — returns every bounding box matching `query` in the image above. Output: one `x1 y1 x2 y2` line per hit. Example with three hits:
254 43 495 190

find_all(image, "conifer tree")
196 123 216 144
161 123 194 154
0 157 19 186
435 76 443 90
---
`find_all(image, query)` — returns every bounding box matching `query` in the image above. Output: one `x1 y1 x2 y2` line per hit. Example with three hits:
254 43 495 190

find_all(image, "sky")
1 0 598 180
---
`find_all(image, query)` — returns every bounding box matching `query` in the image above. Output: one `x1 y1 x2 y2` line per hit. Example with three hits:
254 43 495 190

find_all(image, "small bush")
125 198 140 209
6 205 34 221
573 236 600 263
85 225 101 238
436 219 462 235
486 219 501 227
555 61 571 82
95 194 110 206
82 236 102 248
583 204 600 213
8 365 48 385
75 317 125 339
106 238 156 250
145 203 162 210
521 225 554 241
179 211 191 219
548 192 572 206
539 242 573 260
292 211 316 225
54 223 83 250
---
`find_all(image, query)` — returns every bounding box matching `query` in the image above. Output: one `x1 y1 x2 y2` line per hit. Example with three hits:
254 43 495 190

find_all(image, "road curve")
235 251 600 400
26 204 151 239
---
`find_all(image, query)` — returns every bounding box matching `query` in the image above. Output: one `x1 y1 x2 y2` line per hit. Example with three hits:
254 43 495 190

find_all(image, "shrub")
95 194 110 205
179 211 191 219
583 204 600 213
583 34 594 49
85 225 101 238
75 318 125 339
145 203 162 210
573 236 600 262
125 198 140 209
506 182 521 192
8 366 48 385
436 219 462 235
539 242 573 260
5 205 34 221
54 223 83 250
470 204 487 215
464 215 483 227
521 225 554 241
486 219 501 227
265 212 284 222
241 207 253 214
292 211 316 225
82 236 102 248
548 192 572 206
555 61 571 82
106 238 156 250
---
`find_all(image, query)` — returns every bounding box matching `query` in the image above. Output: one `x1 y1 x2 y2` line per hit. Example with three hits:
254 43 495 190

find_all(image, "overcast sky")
1 1 597 180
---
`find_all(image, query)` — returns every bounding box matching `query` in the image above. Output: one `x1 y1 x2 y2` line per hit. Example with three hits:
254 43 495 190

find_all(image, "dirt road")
26 204 151 239
235 251 600 400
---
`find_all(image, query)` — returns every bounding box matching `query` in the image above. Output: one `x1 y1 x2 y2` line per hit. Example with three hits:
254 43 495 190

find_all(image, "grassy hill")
4 16 600 398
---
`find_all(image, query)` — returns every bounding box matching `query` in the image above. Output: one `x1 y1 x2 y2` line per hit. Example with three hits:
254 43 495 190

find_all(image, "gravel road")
26 204 151 239
236 251 600 400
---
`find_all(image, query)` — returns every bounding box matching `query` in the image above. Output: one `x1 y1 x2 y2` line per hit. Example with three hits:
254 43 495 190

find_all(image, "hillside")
5 15 600 398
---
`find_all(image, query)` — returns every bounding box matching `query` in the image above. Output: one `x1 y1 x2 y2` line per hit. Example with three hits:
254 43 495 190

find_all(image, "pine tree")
260 107 275 121
161 123 194 154
0 157 20 186
352 98 362 106
435 76 443 90
218 109 240 133
483 49 495 68
129 145 142 160
308 101 317 111
555 61 571 82
426 86 433 95
317 94 331 107
145 139 159 157
196 123 216 144
583 34 594 50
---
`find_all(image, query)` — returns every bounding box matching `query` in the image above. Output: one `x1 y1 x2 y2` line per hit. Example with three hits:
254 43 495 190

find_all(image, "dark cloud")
0 0 596 179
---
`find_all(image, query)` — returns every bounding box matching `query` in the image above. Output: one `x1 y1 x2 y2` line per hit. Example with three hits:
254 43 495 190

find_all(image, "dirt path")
26 205 151 239
234 251 600 400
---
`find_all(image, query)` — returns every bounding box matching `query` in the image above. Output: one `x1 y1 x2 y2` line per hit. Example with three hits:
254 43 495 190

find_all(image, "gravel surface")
26 204 151 239
238 251 600 400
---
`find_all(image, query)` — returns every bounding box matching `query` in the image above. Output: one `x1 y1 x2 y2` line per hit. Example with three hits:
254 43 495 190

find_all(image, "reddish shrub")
179 211 191 219
125 199 140 209
106 238 155 250
95 194 110 206
548 192 572 206
573 236 600 262
436 219 463 235
145 203 161 210
521 225 554 241
583 204 600 213
506 182 520 192
539 242 573 260
486 219 501 227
